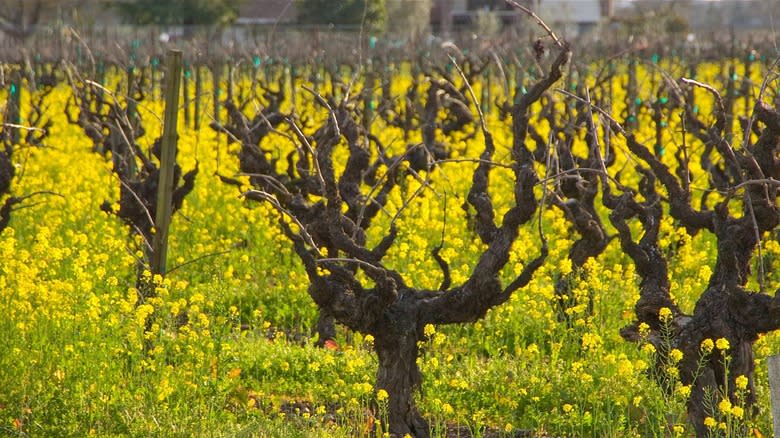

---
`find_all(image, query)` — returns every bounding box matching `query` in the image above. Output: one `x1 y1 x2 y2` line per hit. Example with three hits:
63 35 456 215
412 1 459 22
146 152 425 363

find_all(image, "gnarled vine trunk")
373 298 428 437
238 37 569 435
605 89 780 435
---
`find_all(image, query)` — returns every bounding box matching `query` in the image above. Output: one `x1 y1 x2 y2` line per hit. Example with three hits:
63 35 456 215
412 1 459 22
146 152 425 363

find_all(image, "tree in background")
386 0 431 38
114 0 242 26
612 0 691 40
296 0 386 32
0 0 88 39
0 0 42 39
473 8 502 38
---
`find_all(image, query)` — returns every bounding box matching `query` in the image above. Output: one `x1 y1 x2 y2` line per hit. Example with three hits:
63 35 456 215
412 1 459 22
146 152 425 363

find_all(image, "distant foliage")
665 14 689 35
296 0 386 32
473 9 502 38
386 0 431 38
113 0 241 25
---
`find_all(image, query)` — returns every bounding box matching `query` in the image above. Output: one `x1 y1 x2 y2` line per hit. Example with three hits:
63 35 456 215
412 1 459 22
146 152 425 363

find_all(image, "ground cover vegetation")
1 16 780 437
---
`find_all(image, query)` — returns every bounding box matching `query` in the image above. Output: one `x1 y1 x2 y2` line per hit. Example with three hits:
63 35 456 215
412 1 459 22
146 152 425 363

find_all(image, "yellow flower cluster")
0 57 776 436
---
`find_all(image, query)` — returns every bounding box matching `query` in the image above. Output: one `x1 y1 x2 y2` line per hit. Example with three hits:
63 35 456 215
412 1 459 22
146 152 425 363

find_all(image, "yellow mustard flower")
659 307 673 323
718 398 732 413
700 338 714 354
735 375 748 390
675 384 691 398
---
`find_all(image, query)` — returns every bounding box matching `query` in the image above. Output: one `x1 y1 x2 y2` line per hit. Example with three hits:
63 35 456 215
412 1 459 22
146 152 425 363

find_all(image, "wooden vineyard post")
7 71 21 144
182 62 191 129
742 50 755 111
724 60 736 144
514 61 526 104
686 62 697 112
252 56 260 99
626 57 638 132
227 60 234 103
212 61 221 127
151 49 182 276
289 63 297 108
481 68 490 115
770 355 780 438
150 56 158 100
127 64 137 131
363 61 375 130
194 62 202 130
